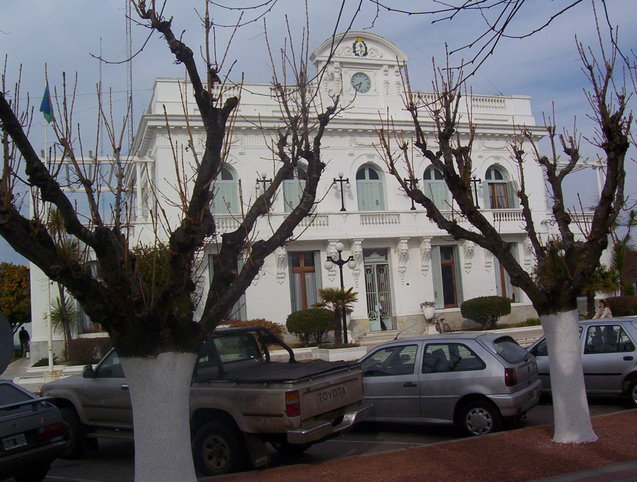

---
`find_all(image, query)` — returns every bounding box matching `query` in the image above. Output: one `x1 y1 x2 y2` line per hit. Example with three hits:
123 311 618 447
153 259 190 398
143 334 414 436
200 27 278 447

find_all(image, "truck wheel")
272 441 312 455
192 420 248 476
460 400 502 436
60 407 87 459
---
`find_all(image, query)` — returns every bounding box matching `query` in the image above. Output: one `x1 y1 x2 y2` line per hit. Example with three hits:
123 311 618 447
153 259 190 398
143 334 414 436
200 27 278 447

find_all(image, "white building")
29 31 550 360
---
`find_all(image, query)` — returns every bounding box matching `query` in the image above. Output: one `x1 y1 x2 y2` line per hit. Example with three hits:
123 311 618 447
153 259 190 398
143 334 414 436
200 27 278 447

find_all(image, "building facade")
29 32 550 360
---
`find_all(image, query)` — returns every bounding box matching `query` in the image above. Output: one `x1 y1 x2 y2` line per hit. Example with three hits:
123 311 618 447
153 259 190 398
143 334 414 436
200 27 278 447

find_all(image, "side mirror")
82 364 95 378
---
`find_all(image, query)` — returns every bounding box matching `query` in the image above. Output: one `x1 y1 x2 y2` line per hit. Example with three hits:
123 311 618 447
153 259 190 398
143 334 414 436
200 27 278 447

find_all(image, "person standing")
18 327 30 357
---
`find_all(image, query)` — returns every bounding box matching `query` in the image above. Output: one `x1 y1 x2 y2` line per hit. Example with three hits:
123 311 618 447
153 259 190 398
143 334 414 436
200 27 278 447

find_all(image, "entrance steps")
356 330 400 349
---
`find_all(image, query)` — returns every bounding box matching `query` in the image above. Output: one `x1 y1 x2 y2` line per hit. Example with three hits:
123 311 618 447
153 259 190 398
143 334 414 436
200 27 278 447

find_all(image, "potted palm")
313 287 358 345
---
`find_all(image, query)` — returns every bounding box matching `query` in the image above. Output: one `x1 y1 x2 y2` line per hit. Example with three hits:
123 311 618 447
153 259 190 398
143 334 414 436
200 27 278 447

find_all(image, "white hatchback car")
359 332 542 435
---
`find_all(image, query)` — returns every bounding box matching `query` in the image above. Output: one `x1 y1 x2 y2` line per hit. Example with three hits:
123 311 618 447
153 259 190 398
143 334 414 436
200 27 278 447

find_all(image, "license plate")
2 433 27 451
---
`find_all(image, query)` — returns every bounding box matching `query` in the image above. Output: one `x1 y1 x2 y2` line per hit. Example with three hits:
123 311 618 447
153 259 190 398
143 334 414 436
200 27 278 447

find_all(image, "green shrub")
522 317 541 327
286 309 333 347
32 355 59 367
460 296 512 329
221 319 285 339
67 337 113 365
605 296 637 317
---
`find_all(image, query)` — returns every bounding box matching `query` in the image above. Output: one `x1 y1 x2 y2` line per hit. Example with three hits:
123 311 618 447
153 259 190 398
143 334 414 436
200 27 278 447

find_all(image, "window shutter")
453 246 464 305
482 182 492 209
507 180 519 208
211 180 239 214
494 257 504 297
357 180 385 211
283 179 305 212
424 180 450 210
431 247 444 309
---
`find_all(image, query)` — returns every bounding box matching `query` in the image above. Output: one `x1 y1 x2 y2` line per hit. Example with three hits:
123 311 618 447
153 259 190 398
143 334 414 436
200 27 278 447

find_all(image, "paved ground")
217 410 637 481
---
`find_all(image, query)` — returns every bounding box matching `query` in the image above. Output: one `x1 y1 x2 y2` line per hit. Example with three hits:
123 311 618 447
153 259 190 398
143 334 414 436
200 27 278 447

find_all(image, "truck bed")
199 359 355 383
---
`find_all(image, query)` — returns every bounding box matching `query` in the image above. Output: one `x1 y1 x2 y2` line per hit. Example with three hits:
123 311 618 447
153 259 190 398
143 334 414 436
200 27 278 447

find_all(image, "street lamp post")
256 172 272 192
324 242 356 344
404 177 419 210
471 176 482 209
333 173 350 212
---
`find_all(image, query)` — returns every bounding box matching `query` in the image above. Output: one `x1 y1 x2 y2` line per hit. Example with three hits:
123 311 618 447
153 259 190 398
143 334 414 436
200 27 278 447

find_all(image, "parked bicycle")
432 313 452 333
421 302 452 333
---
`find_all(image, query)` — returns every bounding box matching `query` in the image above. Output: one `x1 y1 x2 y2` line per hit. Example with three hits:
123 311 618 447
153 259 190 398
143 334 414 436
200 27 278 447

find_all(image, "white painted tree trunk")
541 309 598 443
121 352 198 482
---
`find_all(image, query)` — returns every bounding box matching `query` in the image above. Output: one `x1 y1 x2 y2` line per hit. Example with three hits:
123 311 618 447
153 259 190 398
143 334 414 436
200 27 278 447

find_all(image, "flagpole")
43 117 55 375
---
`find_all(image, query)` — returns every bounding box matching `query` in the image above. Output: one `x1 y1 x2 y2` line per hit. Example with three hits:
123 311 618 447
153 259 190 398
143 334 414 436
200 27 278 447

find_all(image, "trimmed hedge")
604 296 637 317
221 319 285 339
67 337 113 365
286 309 333 347
461 296 512 329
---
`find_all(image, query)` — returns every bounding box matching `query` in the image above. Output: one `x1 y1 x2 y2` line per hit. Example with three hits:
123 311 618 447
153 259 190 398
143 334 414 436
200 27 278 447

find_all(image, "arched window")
423 165 450 210
211 167 240 214
283 166 308 212
484 165 518 209
356 165 385 211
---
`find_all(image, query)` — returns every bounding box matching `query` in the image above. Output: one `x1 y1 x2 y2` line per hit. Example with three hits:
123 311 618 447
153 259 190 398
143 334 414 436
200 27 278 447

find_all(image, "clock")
351 72 371 94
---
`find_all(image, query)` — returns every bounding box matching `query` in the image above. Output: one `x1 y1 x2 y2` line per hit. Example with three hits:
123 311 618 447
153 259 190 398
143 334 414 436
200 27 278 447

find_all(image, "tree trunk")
586 293 596 319
333 308 342 345
541 309 597 443
120 352 198 482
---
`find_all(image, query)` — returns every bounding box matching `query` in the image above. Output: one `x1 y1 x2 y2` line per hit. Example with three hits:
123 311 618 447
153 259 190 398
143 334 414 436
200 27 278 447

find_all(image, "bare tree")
378 36 632 443
369 0 614 78
0 2 339 480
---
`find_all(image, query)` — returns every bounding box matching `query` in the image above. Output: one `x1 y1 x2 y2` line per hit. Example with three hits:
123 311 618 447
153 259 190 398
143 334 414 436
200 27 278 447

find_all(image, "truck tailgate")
300 370 363 418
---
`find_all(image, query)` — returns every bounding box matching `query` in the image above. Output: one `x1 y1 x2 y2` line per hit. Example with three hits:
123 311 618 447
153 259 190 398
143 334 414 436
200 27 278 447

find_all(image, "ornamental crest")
352 37 368 57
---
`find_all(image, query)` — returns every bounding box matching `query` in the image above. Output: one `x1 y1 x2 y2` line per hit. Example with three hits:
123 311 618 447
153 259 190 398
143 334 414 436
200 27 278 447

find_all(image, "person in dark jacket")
18 327 30 356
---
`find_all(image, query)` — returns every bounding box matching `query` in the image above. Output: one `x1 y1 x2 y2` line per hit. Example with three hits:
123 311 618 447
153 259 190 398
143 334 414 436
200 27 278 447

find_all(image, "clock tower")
310 31 408 100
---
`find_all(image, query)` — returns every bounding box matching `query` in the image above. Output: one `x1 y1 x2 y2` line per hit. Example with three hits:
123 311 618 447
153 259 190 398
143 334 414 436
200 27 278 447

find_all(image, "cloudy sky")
2 0 636 264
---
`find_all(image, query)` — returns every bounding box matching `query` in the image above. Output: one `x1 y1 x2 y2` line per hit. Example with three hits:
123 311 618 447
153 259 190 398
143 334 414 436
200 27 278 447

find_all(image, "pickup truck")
41 326 370 475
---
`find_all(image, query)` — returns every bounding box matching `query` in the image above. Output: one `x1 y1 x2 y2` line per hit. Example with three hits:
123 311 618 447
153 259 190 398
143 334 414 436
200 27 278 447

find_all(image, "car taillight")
38 422 67 441
285 391 301 417
504 368 518 387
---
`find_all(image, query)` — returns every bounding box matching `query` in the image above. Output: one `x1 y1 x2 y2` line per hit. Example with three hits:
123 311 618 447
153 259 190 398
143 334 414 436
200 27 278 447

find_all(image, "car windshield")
492 337 528 364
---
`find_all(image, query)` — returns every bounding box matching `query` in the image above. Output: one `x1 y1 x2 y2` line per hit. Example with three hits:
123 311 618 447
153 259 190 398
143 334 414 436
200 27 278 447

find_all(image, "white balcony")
210 208 530 241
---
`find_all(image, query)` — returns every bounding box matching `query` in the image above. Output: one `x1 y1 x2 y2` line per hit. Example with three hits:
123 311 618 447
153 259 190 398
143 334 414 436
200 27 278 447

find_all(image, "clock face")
351 72 371 94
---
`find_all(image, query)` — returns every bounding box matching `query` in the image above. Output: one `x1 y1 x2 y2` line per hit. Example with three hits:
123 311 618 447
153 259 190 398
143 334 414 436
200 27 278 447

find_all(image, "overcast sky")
2 0 636 264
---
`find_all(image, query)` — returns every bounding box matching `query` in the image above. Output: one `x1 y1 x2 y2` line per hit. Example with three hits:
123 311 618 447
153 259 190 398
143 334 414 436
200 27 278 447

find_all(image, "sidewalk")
219 410 637 481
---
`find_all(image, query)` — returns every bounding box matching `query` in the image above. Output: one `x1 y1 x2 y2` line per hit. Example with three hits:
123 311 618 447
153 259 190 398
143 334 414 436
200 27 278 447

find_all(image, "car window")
492 336 527 364
0 383 34 414
212 334 262 364
422 343 485 373
584 325 635 354
361 345 417 376
94 351 125 378
530 327 584 357
530 339 548 357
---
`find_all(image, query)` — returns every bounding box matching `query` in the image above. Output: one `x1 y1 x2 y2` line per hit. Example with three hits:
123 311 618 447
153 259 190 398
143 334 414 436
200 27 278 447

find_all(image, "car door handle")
624 356 634 361
403 382 417 388
121 384 129 391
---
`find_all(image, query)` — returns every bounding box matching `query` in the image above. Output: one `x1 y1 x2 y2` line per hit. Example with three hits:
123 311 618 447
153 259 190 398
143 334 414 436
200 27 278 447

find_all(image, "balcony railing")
209 208 529 239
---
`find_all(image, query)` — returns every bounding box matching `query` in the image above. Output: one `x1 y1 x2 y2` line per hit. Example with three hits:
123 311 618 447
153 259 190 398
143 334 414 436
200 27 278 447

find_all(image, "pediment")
311 31 407 67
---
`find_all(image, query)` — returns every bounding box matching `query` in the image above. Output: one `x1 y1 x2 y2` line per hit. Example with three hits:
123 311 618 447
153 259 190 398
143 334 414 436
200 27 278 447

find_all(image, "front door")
364 249 394 332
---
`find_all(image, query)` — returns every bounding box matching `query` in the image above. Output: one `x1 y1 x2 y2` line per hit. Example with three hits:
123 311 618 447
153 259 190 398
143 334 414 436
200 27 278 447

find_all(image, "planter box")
314 346 368 362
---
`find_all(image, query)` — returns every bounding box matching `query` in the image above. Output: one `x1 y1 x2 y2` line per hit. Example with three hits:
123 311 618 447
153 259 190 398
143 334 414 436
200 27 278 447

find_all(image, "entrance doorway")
363 249 394 332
